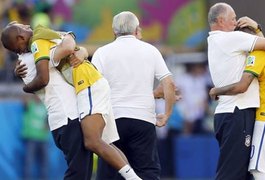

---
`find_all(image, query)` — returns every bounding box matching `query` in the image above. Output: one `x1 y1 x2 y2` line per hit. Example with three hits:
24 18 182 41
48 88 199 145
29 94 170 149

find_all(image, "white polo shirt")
92 35 171 125
207 30 259 113
19 53 79 131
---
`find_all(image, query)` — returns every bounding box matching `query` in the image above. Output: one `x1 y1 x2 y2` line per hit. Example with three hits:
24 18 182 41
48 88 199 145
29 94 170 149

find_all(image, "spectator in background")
0 2 32 82
155 99 183 179
92 11 177 180
22 94 49 180
175 62 211 135
31 2 52 29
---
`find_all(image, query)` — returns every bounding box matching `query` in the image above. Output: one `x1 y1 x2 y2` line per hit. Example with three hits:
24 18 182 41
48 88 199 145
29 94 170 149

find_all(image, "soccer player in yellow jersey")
209 26 265 180
1 21 141 180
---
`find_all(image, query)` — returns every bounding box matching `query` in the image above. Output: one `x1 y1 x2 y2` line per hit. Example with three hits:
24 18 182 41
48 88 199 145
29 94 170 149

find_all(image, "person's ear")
217 17 225 25
135 26 142 40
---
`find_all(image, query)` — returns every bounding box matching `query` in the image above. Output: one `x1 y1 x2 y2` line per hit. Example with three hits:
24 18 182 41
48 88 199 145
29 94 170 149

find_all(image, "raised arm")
69 46 89 67
53 33 76 63
237 16 264 37
209 72 255 100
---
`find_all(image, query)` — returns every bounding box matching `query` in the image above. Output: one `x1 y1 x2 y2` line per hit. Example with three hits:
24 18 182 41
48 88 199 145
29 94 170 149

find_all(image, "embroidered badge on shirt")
78 80 84 86
31 42 39 54
245 135 251 147
246 55 255 66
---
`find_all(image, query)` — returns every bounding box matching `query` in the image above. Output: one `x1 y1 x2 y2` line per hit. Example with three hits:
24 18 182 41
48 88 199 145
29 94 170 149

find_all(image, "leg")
24 140 36 180
96 156 122 180
123 119 161 180
183 120 194 135
249 121 265 180
214 108 255 180
52 118 93 180
98 118 161 180
78 80 140 179
38 141 48 180
111 143 128 163
81 114 127 170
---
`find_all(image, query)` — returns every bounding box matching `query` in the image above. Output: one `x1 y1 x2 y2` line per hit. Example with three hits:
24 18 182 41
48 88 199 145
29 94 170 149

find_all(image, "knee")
83 138 101 152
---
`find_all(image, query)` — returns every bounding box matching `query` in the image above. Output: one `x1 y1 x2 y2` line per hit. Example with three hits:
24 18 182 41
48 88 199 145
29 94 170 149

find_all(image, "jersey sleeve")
31 39 51 64
244 51 265 77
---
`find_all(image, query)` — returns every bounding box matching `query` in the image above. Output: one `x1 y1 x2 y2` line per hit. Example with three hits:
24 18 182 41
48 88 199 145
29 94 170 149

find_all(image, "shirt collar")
116 35 136 40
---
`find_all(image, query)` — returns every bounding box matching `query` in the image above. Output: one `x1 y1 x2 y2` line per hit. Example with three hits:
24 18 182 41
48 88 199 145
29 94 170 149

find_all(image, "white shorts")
77 78 119 144
249 121 265 173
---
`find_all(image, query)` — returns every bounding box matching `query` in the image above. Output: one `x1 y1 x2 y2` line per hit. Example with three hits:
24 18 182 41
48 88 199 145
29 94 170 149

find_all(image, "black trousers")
96 117 161 180
52 118 93 180
214 107 255 180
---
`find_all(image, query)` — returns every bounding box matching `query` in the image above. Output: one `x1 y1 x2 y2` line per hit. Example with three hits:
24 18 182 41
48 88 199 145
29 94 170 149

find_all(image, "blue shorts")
52 118 93 180
96 117 161 180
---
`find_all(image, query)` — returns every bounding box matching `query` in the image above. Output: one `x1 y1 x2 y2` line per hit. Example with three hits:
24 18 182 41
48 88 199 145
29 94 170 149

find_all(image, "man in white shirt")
1 30 93 179
207 2 265 180
92 11 176 180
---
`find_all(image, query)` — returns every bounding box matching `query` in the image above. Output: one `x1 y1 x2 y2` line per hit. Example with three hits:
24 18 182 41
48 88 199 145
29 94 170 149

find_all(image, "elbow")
239 89 247 94
64 47 75 56
237 87 248 94
40 76 49 88
63 35 76 55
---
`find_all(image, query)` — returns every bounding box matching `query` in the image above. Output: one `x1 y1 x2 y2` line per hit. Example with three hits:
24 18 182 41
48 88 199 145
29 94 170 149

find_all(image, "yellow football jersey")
73 60 102 94
30 25 61 63
29 25 102 94
245 50 265 121
31 39 56 63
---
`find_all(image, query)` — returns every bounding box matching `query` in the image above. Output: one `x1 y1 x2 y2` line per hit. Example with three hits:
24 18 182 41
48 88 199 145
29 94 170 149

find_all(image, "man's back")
92 35 171 124
207 30 259 113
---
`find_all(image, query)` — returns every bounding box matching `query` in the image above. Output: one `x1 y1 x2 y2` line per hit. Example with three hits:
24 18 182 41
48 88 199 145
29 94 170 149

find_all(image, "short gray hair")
112 11 139 36
208 3 231 25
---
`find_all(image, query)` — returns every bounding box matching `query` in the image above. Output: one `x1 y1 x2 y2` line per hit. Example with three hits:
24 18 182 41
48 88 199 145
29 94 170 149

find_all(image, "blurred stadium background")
0 0 264 179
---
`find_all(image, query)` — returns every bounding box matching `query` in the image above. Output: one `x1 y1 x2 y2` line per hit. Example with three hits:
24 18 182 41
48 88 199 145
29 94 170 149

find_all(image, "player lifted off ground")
1 21 141 180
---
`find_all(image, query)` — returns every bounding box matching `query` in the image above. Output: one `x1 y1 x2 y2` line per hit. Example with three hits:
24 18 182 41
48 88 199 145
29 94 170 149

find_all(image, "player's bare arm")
53 33 76 63
54 33 86 69
69 46 88 67
209 72 255 100
23 59 49 93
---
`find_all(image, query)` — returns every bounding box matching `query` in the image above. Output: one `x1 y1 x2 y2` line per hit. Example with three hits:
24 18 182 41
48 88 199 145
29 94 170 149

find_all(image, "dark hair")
235 26 255 35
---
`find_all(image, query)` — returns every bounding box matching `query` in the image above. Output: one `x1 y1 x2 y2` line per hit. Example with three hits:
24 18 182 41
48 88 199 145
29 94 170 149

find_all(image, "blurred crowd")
156 60 215 178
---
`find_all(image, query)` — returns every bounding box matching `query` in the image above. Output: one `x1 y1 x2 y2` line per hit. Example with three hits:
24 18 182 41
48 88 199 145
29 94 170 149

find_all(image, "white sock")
118 164 142 180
